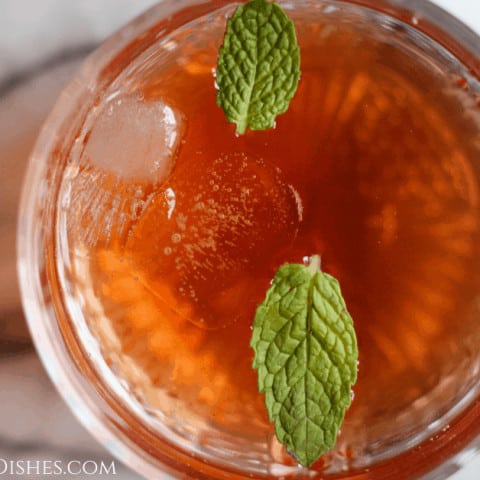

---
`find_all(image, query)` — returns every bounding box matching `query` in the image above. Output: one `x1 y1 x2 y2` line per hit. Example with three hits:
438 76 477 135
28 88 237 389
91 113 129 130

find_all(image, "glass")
17 0 480 478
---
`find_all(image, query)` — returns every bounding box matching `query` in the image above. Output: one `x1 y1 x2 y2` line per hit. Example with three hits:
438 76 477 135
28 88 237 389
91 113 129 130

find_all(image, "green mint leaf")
250 256 358 467
216 0 300 135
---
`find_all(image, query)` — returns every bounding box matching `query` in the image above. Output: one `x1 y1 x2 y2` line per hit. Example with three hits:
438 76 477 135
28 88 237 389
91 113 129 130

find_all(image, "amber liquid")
62 2 480 475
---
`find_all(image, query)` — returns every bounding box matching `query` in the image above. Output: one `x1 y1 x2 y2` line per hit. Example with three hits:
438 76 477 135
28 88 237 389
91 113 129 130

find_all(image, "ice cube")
85 94 185 183
127 152 302 329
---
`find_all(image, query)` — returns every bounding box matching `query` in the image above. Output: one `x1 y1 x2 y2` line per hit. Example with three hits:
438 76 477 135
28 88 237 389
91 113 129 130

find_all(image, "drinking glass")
18 1 480 478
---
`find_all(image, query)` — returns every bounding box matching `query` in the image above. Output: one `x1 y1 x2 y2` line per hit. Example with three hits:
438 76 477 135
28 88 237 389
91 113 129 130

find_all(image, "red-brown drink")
34 1 480 478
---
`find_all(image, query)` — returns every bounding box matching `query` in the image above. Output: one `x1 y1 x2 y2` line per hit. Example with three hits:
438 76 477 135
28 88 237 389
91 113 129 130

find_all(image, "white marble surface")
434 0 480 33
1 1 479 479
0 0 158 85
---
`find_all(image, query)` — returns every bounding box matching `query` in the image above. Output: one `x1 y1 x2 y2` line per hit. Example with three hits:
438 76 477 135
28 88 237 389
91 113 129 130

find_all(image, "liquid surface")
59 2 480 475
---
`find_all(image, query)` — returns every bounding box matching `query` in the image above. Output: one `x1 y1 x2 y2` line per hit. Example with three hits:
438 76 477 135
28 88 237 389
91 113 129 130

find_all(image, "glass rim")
17 0 480 479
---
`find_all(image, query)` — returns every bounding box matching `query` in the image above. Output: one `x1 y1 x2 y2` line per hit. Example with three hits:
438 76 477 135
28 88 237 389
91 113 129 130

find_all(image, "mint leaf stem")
308 254 321 275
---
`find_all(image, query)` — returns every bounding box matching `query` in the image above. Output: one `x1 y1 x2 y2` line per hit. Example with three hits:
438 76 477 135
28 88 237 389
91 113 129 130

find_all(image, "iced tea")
50 0 480 477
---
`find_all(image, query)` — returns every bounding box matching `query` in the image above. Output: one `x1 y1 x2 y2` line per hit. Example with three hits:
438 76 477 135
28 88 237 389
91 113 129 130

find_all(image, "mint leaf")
216 0 300 135
250 256 358 467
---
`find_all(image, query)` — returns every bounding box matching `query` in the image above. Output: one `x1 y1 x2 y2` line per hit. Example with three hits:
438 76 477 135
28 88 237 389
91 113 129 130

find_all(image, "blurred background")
0 1 479 479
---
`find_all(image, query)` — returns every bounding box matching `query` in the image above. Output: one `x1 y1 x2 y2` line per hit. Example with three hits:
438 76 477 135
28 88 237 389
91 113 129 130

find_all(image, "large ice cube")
127 153 302 329
85 94 185 183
